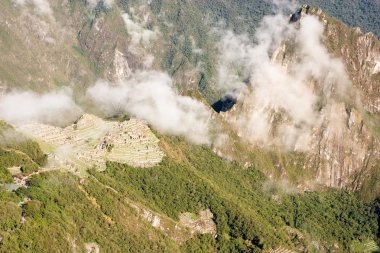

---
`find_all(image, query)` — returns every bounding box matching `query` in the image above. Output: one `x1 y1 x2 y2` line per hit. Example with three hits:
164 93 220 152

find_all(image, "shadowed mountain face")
212 94 237 113
289 8 302 23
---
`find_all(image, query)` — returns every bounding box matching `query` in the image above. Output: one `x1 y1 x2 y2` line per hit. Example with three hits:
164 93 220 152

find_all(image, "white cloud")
295 16 351 98
0 128 28 146
14 0 53 16
216 31 252 92
0 88 82 126
87 0 114 10
86 71 211 144
216 12 352 151
122 13 159 48
103 0 114 8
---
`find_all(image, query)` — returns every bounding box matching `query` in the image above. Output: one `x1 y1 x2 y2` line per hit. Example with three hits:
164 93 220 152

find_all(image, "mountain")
0 0 380 252
298 0 380 39
220 6 380 195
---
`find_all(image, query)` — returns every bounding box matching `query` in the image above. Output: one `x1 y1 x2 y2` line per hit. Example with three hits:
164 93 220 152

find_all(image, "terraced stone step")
17 114 165 175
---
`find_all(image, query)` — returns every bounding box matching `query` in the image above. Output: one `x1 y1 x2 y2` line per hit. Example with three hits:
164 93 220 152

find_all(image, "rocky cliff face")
220 7 380 191
282 7 380 190
307 104 378 189
320 8 380 114
1 1 379 193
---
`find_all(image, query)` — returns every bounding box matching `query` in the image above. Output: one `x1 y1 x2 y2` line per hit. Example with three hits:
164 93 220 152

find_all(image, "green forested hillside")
0 136 378 252
0 122 47 183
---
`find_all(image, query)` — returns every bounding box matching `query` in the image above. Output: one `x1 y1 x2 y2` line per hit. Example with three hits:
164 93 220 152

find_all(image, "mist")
86 71 211 144
14 0 53 16
122 13 158 48
0 128 28 146
0 88 82 126
87 0 114 10
216 9 352 151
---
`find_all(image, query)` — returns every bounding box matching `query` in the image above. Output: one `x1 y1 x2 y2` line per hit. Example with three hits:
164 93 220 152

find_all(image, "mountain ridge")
0 1 380 252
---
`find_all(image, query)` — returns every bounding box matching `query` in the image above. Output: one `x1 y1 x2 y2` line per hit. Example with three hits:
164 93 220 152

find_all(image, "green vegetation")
0 135 378 252
0 0 379 251
0 121 47 165
0 149 38 179
358 165 380 202
0 171 179 253
149 1 221 103
0 201 21 231
280 190 377 247
351 239 380 253
190 0 271 35
91 136 378 252
99 159 285 251
0 122 47 183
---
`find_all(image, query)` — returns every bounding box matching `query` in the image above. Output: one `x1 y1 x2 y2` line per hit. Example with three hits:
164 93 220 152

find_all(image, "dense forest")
0 135 379 252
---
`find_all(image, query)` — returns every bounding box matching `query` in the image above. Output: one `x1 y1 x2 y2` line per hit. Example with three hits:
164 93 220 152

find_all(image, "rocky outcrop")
109 49 131 82
179 209 217 237
307 104 379 189
305 8 380 189
77 11 131 78
129 204 215 243
220 8 380 190
318 9 380 113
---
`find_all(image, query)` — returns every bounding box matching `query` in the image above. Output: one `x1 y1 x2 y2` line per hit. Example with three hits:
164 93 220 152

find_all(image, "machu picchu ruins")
16 114 164 176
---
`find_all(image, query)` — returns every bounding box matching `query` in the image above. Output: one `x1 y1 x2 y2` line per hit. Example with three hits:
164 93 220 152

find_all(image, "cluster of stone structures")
17 114 164 175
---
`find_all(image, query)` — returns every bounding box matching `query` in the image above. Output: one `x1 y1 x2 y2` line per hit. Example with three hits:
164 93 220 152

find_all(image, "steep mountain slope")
219 6 380 196
295 9 380 191
311 7 380 194
0 0 380 252
0 121 47 183
0 0 95 92
0 133 378 252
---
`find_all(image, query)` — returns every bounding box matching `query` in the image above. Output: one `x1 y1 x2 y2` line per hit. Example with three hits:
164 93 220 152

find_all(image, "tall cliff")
219 6 380 193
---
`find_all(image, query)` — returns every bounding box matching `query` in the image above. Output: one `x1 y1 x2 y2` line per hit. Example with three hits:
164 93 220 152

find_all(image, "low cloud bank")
0 88 82 126
86 71 211 144
14 0 53 16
